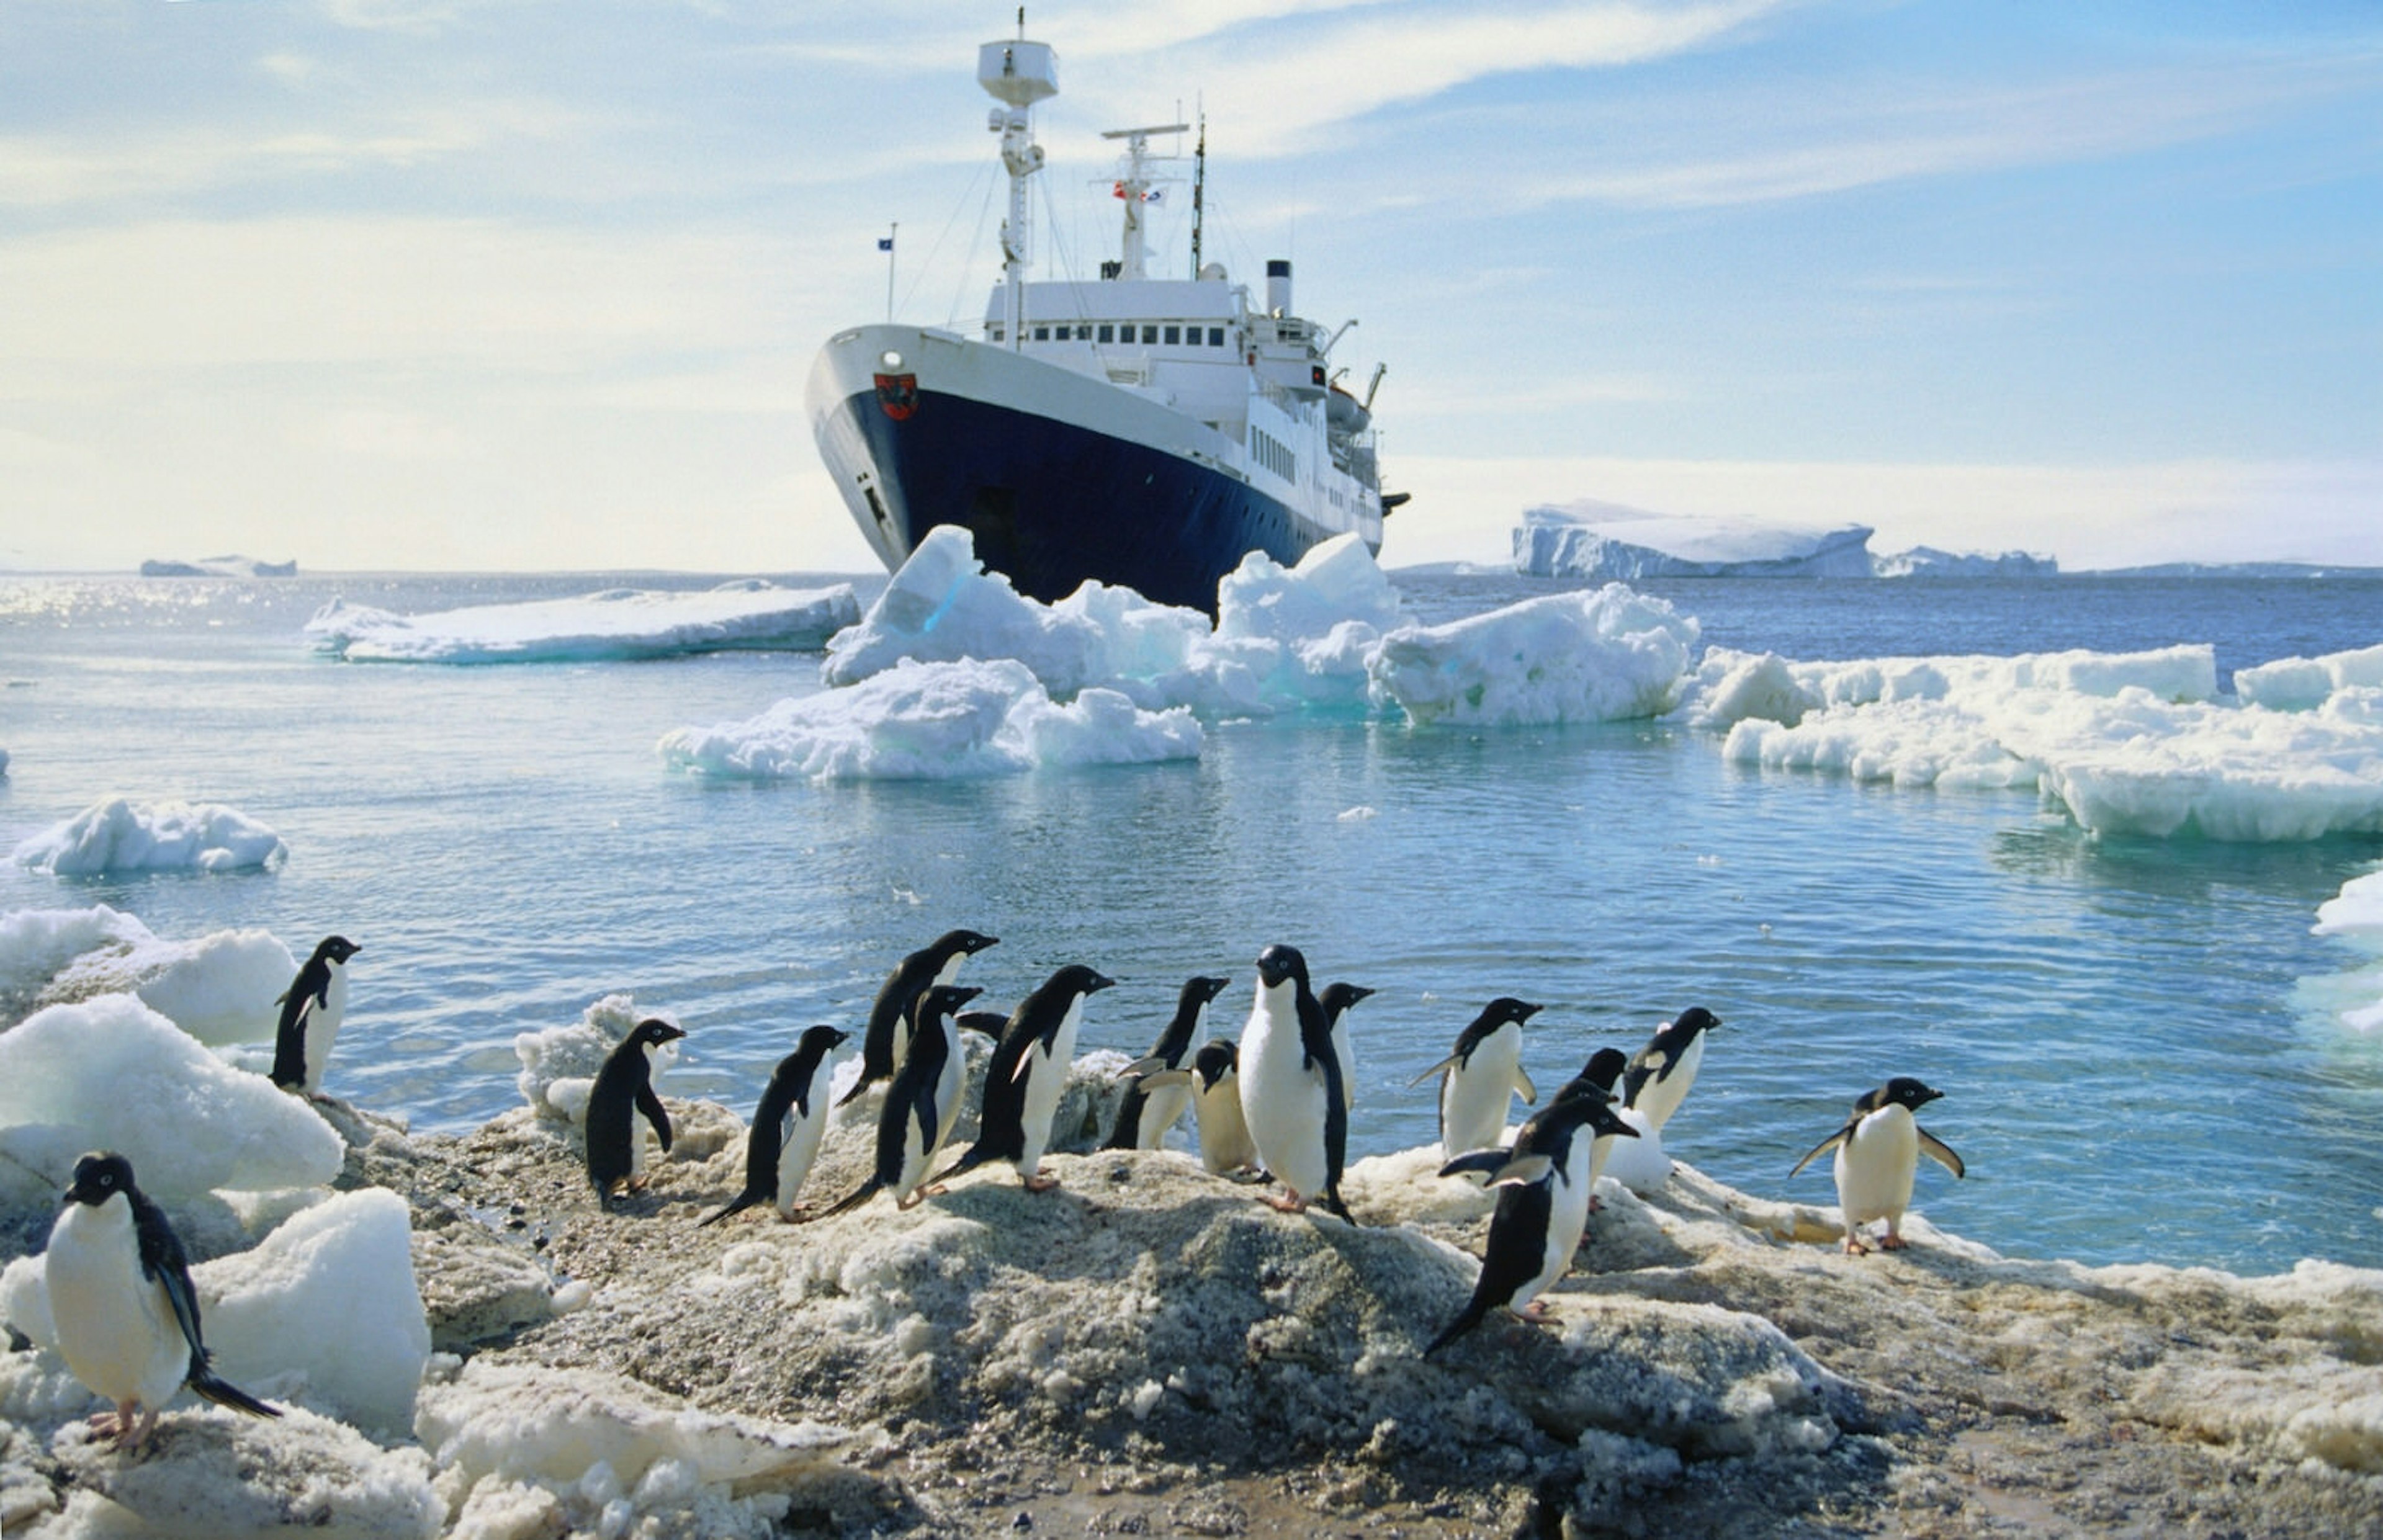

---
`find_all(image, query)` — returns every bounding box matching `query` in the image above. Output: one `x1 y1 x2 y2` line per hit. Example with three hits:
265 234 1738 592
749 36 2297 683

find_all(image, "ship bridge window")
1208 327 1225 346
1141 325 1158 344
1163 325 1181 345
990 326 1004 341
1097 323 1114 343
1034 325 1050 341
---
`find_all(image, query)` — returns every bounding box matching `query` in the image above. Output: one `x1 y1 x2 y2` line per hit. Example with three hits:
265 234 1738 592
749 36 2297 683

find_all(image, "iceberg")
140 555 297 578
0 903 297 1044
305 580 860 663
1514 501 1876 580
12 796 289 875
1871 545 2058 578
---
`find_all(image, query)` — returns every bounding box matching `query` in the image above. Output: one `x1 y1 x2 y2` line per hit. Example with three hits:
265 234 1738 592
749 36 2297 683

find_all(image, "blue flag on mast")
877 236 894 251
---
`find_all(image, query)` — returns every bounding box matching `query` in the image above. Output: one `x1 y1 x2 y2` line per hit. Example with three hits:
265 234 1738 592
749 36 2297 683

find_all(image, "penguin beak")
1088 974 1118 993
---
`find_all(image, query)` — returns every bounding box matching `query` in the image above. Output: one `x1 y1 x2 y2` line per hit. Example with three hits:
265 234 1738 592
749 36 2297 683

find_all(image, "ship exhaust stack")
1267 259 1292 318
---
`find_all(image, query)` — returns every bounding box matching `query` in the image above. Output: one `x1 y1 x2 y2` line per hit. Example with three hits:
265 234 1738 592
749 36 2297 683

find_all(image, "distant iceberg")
1515 501 1877 579
305 580 860 663
1872 545 2058 578
140 555 297 578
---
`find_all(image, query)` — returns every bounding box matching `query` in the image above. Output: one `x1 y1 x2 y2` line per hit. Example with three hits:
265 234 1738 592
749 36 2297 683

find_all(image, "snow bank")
2234 643 2383 712
0 904 295 1042
1690 645 2383 841
1367 584 1697 726
12 796 289 875
0 995 342 1202
1515 501 1875 579
305 580 859 663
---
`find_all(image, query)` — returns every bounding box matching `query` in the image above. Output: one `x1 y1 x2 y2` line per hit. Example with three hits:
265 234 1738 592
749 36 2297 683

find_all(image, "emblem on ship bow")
874 373 919 421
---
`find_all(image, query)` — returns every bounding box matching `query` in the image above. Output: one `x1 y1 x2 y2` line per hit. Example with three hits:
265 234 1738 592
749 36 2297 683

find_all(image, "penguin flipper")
698 1189 763 1229
635 1083 673 1153
1788 1123 1856 1179
1515 1067 1538 1104
1121 1055 1174 1078
1918 1127 1965 1179
1488 1155 1555 1189
1405 1054 1461 1090
1436 1149 1510 1181
189 1366 280 1420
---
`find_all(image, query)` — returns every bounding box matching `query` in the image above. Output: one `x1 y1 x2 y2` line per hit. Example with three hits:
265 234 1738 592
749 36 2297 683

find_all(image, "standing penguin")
1237 944 1351 1220
585 1018 686 1209
1408 997 1542 1160
43 1152 281 1454
812 984 982 1217
1789 1077 1965 1255
1106 974 1230 1151
1424 1092 1638 1355
837 929 999 1108
1319 981 1373 1111
931 964 1117 1191
1552 1047 1631 1207
1620 1007 1721 1132
1138 1039 1257 1175
698 1026 850 1228
269 934 361 1098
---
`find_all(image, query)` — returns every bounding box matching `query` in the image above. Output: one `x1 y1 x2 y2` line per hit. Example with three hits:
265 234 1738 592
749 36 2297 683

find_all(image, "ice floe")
0 904 296 1042
2312 868 2383 1032
305 580 859 663
2234 643 2383 712
1367 584 1697 727
12 797 289 875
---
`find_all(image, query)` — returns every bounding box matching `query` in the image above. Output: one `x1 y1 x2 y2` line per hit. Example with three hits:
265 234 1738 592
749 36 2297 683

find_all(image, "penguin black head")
1483 996 1541 1026
1320 982 1374 1016
1671 1007 1720 1038
1183 974 1231 1008
1191 1039 1237 1089
65 1151 137 1207
1255 944 1309 990
918 983 985 1022
313 935 361 965
935 929 1000 958
1575 1048 1629 1096
1049 964 1117 997
1880 1077 1942 1111
627 1018 686 1050
793 1024 851 1062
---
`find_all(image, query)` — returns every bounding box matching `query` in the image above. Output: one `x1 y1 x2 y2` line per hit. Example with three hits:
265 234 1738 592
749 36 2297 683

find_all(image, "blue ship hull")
828 385 1327 614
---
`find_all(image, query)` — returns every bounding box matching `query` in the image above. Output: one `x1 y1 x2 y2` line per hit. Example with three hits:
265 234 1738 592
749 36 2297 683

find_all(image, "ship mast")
978 13 1056 350
1100 120 1189 282
1190 114 1206 279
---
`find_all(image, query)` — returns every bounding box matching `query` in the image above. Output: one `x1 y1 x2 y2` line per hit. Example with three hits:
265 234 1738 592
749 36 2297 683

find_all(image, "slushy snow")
0 904 297 1044
305 580 860 663
12 797 289 875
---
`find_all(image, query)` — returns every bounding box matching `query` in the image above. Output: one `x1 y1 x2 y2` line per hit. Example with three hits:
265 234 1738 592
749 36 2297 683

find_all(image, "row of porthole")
995 322 1232 348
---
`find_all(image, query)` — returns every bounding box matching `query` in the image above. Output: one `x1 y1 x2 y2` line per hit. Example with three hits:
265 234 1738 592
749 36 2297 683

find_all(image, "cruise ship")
805 27 1398 614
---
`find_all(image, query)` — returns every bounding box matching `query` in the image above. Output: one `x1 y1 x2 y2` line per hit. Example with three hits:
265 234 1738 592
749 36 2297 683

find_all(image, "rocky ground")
5 1069 2380 1538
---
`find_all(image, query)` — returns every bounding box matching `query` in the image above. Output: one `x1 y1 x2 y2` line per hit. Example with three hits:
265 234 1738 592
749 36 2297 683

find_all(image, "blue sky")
2 1 2375 573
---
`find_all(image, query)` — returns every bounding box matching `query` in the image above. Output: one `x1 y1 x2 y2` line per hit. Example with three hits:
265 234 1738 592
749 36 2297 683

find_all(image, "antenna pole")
1191 114 1206 279
884 223 897 322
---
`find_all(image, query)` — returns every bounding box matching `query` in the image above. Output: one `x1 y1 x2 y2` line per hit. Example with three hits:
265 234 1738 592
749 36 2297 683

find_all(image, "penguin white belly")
1635 1033 1702 1132
47 1201 187 1414
1330 1018 1357 1111
1136 1080 1193 1150
1196 1077 1255 1173
1239 1008 1327 1199
773 1078 833 1219
1586 1129 1618 1196
1516 1130 1597 1309
1835 1104 1920 1230
1014 1005 1080 1176
1440 1026 1523 1159
931 1026 966 1153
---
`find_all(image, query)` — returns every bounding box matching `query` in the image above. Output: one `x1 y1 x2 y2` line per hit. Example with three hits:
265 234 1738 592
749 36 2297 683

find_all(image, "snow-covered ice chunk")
1368 584 1698 726
305 580 859 663
1515 501 1875 580
12 796 289 875
2315 869 2383 942
659 657 1200 781
0 995 341 1201
822 524 1126 693
0 903 297 1042
514 993 665 1121
1216 531 1404 643
2234 644 2383 712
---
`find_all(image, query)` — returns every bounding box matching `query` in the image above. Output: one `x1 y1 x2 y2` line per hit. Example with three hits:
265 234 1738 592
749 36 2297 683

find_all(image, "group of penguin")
35 925 1964 1458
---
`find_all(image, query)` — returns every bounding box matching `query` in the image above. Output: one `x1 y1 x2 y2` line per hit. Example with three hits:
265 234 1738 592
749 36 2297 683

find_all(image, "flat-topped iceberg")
12 796 288 875
307 580 860 663
140 555 297 578
1872 545 2058 578
1515 501 1877 579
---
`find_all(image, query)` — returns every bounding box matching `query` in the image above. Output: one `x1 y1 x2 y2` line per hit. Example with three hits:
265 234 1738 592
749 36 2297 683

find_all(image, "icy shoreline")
1 1063 2376 1538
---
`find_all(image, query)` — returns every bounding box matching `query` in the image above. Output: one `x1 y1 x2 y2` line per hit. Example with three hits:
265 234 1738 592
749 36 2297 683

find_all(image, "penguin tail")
697 1191 760 1229
1422 1302 1488 1359
1322 1184 1353 1224
833 1075 876 1110
806 1179 881 1222
923 1148 985 1190
189 1365 281 1420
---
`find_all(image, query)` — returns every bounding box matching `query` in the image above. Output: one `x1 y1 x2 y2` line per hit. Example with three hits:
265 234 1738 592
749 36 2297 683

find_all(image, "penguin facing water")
586 1018 685 1209
43 1152 281 1454
1424 1091 1638 1355
1790 1077 1965 1255
1620 1006 1721 1132
699 1025 850 1228
1552 1047 1631 1208
812 984 983 1217
1319 981 1373 1111
930 964 1116 1192
1106 974 1230 1151
1409 996 1542 1160
1237 944 1351 1220
269 934 361 1099
837 929 998 1108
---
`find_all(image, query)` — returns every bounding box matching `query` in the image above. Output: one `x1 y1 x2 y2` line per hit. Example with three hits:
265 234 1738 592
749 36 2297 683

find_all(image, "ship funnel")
1267 259 1291 317
977 40 1057 108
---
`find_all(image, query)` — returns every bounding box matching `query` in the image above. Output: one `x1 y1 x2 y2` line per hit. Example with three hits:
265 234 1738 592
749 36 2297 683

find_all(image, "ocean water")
1 569 2378 1276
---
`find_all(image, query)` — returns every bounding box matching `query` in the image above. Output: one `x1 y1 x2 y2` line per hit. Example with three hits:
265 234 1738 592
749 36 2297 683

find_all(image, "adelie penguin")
1620 1006 1721 1132
1789 1077 1965 1255
837 929 998 1108
1409 996 1542 1161
1424 1091 1638 1356
43 1151 281 1454
812 983 983 1217
930 964 1117 1192
585 1018 686 1209
269 934 361 1099
1139 1039 1257 1176
1105 974 1229 1152
1237 944 1352 1220
1551 1047 1630 1209
698 1026 850 1227
1319 980 1373 1112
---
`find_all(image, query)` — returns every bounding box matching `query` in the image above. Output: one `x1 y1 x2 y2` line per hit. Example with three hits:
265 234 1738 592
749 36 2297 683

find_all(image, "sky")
1 0 2376 576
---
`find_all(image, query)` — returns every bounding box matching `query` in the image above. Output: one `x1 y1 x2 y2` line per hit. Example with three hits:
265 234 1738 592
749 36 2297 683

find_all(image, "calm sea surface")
2 570 2377 1275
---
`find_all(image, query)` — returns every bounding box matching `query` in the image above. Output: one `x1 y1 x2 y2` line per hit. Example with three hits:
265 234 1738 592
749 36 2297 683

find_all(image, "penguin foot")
1587 1194 1604 1213
1021 1171 1059 1193
1261 1191 1309 1214
1842 1235 1872 1256
1878 1233 1910 1251
1515 1300 1556 1327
